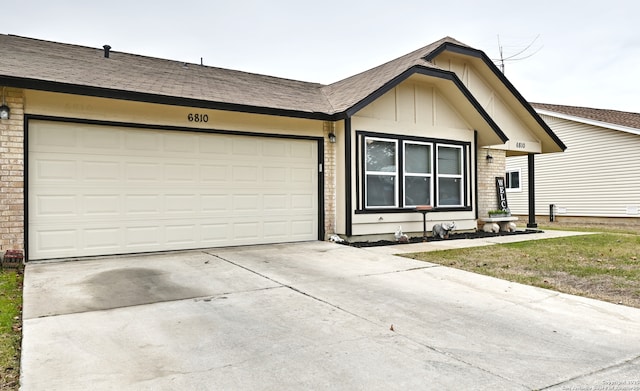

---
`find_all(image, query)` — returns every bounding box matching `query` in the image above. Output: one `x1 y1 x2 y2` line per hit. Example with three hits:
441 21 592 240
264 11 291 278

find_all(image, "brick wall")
477 147 505 218
0 88 25 252
323 121 336 238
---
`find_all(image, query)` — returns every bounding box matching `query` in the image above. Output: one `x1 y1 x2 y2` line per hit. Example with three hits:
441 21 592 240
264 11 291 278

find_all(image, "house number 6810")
187 113 209 123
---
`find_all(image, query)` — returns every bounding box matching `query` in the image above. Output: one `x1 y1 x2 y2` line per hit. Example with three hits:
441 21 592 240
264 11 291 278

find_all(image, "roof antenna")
103 45 111 58
493 35 542 74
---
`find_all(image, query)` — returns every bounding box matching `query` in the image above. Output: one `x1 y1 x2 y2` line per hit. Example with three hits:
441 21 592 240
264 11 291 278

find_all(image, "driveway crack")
538 354 640 390
207 252 383 327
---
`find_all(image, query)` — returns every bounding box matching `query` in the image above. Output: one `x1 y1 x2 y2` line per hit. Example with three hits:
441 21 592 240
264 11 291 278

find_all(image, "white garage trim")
27 119 322 260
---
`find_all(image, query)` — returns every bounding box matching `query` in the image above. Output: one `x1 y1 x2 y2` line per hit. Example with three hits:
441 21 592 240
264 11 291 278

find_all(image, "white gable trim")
535 108 640 136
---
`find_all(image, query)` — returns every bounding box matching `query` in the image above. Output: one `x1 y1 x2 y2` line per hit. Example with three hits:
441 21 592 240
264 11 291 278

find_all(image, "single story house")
0 34 565 261
506 103 640 223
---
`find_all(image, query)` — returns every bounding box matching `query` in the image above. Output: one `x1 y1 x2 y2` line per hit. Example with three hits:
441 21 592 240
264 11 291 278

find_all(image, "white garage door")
28 121 319 260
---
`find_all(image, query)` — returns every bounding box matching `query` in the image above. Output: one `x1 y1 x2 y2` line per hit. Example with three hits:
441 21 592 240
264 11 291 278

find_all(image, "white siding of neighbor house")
506 114 640 218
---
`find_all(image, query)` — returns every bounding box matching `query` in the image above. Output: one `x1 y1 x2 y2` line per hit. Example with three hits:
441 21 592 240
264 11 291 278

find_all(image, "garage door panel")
84 228 121 250
232 166 258 182
199 136 230 154
125 131 161 151
163 133 197 153
84 195 120 216
34 159 77 181
200 165 229 182
164 164 197 182
263 167 287 182
82 127 121 149
125 226 162 248
35 194 78 217
201 194 231 212
36 229 78 252
292 219 315 237
201 224 229 243
29 121 319 259
83 161 121 181
232 138 259 155
165 225 198 245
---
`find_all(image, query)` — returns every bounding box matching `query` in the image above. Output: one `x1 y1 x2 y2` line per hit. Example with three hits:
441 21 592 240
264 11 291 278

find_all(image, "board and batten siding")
348 79 478 237
506 114 640 218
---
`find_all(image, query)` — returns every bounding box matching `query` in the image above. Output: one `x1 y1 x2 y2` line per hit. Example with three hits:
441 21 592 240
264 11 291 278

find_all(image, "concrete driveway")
21 240 640 390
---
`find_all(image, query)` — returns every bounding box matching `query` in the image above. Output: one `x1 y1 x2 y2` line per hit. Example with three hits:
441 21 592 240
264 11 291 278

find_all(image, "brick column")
0 88 24 252
323 121 336 238
476 147 505 219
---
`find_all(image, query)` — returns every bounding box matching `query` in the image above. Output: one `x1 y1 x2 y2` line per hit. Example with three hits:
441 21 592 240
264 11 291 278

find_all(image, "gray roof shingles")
0 34 332 114
0 34 465 117
532 103 640 130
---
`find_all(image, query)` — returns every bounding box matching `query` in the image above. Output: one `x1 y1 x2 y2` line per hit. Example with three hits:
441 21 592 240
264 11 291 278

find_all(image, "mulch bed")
341 229 543 248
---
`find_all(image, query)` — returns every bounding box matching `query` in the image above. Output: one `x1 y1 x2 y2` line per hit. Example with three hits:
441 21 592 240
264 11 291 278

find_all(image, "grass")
0 270 22 391
403 232 640 308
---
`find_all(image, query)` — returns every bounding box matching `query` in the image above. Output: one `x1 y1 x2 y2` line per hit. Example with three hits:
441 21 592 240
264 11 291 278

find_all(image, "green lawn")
0 271 22 391
403 232 640 308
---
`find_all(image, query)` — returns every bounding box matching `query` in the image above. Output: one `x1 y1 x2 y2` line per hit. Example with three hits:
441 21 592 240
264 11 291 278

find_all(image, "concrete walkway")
20 231 640 390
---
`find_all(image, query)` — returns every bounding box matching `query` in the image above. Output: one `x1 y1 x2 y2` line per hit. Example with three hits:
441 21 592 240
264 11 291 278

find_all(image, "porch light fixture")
328 132 336 143
485 152 493 163
0 88 9 120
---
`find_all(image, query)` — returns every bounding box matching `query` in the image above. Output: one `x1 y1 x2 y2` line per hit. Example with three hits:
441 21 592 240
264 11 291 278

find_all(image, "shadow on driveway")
21 241 640 390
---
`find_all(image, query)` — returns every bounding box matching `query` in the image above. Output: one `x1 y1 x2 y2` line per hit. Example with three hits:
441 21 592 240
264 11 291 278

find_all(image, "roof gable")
425 42 566 153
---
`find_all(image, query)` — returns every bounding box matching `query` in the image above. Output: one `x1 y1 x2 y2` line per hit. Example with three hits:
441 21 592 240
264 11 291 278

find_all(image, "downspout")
345 117 352 236
527 153 537 228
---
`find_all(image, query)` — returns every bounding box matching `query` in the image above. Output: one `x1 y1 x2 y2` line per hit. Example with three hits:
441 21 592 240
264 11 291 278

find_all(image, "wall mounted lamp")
485 152 493 163
328 132 336 143
0 88 9 120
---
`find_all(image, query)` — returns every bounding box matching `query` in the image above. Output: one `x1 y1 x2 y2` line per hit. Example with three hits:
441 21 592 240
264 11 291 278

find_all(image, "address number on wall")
187 113 209 123
515 142 526 149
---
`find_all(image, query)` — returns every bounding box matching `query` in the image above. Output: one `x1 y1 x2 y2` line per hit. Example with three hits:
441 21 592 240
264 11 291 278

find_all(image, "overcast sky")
3 0 639 112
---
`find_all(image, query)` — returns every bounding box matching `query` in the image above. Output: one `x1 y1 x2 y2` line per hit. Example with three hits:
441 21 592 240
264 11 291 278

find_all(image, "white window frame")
436 144 464 207
505 169 522 192
364 137 398 208
403 141 433 208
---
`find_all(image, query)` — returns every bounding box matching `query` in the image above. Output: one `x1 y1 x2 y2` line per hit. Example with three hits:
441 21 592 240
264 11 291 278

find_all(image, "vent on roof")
103 45 111 58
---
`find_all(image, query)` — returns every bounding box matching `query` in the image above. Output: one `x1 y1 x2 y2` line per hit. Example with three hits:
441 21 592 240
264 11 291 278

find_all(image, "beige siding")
346 80 478 237
435 55 542 153
507 114 640 218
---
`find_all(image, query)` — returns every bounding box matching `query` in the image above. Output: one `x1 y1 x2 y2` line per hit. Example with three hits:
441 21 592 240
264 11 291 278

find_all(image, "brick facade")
323 121 336 238
476 147 505 219
0 88 25 252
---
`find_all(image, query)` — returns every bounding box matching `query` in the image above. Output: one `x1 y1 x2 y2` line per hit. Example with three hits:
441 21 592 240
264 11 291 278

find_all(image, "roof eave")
0 75 337 121
535 108 640 136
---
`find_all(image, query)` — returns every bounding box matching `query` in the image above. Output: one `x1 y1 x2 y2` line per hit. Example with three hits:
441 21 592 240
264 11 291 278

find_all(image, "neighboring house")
0 34 565 261
506 103 640 222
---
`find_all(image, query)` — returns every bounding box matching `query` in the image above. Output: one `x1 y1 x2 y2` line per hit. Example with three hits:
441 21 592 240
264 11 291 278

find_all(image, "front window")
361 133 466 210
365 138 398 208
404 142 432 207
437 145 463 206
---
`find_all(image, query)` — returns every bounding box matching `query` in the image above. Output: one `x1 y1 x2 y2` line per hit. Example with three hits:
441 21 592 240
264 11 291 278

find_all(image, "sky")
3 0 639 112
